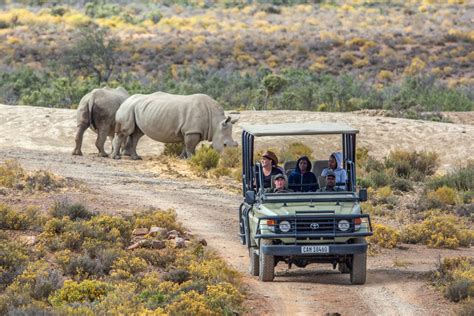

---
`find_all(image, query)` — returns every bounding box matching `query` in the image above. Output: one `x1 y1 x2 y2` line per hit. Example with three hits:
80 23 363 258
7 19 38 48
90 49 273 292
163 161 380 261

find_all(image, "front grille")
295 217 335 233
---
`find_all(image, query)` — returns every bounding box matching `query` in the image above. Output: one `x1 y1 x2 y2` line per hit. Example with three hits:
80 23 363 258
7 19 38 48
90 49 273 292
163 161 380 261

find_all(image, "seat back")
283 160 297 178
317 176 327 189
311 160 329 177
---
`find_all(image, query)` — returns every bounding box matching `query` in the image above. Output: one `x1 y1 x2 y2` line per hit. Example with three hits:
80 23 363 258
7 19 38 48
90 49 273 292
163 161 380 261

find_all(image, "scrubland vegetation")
0 196 244 314
0 0 472 117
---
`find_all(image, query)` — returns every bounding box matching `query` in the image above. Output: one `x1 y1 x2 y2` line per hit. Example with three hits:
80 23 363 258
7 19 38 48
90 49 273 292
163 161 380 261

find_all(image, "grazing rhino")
72 87 129 157
112 92 239 160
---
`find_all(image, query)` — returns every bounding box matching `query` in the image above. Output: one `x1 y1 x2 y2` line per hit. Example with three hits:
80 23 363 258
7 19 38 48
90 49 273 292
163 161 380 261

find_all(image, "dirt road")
1 105 472 315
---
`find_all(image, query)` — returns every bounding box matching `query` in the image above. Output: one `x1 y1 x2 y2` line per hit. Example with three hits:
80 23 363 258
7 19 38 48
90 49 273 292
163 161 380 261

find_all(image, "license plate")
301 245 329 254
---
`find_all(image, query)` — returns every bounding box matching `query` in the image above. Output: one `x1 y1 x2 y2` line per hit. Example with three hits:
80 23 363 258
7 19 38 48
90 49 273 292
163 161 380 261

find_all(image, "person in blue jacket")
288 156 318 192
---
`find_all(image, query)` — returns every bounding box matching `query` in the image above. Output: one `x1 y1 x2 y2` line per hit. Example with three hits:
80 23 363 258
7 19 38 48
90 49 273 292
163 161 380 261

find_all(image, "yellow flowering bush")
368 224 400 249
401 215 473 248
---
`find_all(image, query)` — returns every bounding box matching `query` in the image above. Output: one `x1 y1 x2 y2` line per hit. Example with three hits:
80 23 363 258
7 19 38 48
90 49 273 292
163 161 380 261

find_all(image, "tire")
239 203 246 245
249 247 259 276
259 239 274 282
350 238 367 285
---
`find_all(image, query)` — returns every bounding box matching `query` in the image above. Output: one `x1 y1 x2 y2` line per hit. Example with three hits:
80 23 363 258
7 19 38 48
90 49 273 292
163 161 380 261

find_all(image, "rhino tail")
88 94 97 130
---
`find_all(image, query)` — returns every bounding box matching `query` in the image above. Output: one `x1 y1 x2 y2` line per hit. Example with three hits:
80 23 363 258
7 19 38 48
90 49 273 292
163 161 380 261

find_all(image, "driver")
267 173 293 193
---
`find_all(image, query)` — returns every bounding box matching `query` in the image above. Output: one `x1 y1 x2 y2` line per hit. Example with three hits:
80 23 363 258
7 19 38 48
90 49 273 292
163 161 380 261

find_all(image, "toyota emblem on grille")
310 223 319 230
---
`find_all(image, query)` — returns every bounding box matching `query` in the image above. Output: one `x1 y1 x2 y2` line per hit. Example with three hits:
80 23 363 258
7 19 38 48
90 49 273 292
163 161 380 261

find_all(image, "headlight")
338 220 350 231
279 220 291 233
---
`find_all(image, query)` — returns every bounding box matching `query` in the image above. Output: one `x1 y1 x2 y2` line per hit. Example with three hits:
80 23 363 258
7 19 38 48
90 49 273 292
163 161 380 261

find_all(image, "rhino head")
212 116 239 153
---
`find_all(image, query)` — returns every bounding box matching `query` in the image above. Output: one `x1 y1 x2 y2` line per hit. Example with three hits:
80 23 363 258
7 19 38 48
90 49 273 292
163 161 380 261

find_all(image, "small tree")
63 26 120 85
262 74 287 110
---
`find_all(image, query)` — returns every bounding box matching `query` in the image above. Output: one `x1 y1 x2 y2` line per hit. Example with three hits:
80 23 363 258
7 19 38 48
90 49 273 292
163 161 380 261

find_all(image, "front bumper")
261 243 367 256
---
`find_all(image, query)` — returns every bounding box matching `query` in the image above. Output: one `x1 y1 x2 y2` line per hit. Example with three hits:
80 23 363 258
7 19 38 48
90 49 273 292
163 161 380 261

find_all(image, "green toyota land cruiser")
238 122 373 284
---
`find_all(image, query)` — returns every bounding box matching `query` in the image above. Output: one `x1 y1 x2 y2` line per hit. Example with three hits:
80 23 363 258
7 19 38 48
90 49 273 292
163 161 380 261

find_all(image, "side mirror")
245 190 256 204
359 188 368 202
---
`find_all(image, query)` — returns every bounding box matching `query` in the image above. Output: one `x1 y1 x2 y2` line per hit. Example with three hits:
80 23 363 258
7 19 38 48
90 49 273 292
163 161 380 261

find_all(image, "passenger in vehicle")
261 151 282 188
268 173 293 193
318 170 344 192
288 156 318 192
321 152 347 190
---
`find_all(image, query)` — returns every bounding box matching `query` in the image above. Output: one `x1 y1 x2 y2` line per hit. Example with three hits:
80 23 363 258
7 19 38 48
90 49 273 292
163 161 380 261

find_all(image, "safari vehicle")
238 122 373 284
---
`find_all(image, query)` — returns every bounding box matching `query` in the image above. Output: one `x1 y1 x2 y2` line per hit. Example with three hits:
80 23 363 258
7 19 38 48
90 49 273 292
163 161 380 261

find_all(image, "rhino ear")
222 116 231 126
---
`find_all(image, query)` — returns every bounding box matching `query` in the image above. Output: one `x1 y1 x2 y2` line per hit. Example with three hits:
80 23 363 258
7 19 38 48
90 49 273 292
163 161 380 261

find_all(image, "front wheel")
350 238 367 284
249 247 259 276
259 239 274 282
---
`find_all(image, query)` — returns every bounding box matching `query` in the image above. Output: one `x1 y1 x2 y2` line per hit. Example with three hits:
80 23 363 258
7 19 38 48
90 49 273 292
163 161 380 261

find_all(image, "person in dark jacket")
288 156 318 192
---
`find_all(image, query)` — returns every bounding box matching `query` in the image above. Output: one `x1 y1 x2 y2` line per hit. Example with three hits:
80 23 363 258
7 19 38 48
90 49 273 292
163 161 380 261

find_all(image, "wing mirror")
359 188 368 202
245 190 256 204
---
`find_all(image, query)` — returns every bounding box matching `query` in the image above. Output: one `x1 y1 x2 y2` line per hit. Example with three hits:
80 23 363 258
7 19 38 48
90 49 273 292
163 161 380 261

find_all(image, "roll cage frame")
241 122 359 200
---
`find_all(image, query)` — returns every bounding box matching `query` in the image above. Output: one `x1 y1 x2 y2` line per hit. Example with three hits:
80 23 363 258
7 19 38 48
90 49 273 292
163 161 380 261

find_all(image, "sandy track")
1 105 472 315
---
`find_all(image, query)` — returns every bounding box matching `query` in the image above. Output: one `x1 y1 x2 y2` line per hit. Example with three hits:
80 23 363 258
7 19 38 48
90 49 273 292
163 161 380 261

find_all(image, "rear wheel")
350 238 367 285
338 262 350 274
249 247 259 276
259 239 274 282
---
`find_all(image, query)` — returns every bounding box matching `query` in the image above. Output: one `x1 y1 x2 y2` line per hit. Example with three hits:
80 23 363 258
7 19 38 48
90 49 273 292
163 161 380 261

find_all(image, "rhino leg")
112 133 128 159
129 129 144 160
96 129 109 157
72 124 88 156
121 136 134 156
183 133 201 159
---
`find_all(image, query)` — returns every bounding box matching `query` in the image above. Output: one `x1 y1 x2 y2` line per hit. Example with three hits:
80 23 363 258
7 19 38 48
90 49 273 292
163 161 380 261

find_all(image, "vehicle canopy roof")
241 122 359 137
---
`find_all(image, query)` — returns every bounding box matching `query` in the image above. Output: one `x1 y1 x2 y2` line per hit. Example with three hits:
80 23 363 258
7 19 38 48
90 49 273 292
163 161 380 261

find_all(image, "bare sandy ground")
1 105 472 171
1 104 473 315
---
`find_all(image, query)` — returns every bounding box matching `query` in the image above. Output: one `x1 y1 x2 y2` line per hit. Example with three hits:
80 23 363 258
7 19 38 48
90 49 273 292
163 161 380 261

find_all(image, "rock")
167 230 179 239
149 226 167 237
174 237 186 248
132 228 149 236
198 238 207 246
152 240 166 249
127 241 141 250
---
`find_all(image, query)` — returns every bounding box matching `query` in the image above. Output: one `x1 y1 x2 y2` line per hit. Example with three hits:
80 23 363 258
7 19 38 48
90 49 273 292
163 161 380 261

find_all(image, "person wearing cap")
321 152 347 190
288 156 319 192
261 150 282 188
268 173 293 193
318 170 345 192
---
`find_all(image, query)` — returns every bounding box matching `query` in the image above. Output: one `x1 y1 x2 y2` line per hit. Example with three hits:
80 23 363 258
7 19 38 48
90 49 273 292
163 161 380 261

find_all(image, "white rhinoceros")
112 92 239 160
72 87 129 157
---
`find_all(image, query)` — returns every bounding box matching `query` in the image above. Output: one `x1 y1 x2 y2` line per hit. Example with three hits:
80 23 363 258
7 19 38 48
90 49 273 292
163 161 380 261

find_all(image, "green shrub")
49 200 94 221
428 163 474 192
391 177 413 192
368 171 392 188
0 239 29 286
385 150 438 179
138 289 167 310
66 253 105 277
49 280 112 305
401 215 473 248
445 279 474 302
161 269 190 284
163 143 184 157
432 256 474 304
189 145 220 172
219 147 241 168
6 260 63 301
